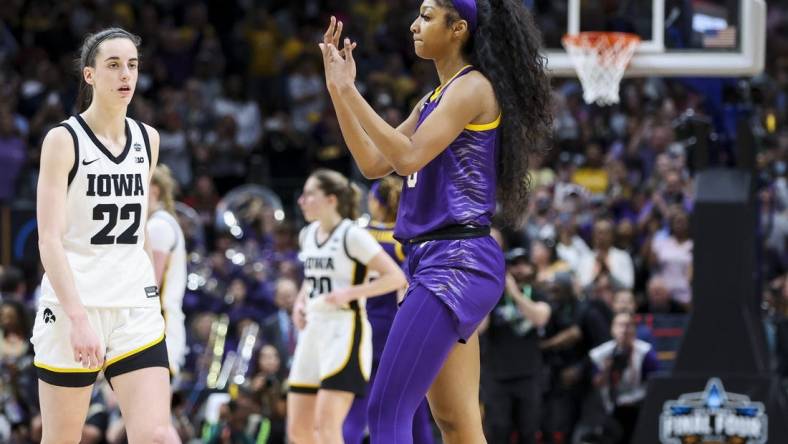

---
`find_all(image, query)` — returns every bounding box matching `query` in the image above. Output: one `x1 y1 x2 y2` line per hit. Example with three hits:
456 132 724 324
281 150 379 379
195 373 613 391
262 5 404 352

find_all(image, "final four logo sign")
660 378 767 444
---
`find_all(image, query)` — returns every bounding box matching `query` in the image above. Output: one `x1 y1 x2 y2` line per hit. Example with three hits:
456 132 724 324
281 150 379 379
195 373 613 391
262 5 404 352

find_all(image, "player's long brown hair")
436 0 553 227
151 165 177 215
311 169 362 220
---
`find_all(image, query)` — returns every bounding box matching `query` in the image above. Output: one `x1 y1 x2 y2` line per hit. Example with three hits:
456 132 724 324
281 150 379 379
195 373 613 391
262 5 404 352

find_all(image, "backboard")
538 0 767 77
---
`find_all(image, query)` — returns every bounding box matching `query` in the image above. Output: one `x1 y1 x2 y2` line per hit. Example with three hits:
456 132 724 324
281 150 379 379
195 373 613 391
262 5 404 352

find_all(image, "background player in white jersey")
32 28 179 444
287 169 407 444
147 165 187 377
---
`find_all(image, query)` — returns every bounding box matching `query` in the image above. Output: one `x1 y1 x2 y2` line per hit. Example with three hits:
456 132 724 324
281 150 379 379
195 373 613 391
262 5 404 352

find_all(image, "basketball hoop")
561 32 641 106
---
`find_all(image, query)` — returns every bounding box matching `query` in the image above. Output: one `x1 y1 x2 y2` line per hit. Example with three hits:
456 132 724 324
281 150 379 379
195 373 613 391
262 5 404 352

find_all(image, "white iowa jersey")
299 219 382 313
40 115 158 308
148 209 187 369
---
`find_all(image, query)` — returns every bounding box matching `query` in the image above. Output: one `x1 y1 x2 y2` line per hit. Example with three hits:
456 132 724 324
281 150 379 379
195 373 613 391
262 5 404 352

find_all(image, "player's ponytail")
151 164 178 214
75 27 141 112
370 175 403 223
437 0 553 227
311 169 361 220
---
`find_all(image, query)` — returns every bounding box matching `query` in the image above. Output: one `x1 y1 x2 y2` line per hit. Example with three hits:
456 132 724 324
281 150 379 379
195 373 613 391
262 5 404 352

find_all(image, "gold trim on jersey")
395 243 406 262
320 316 356 381
465 113 502 131
429 64 474 102
33 362 101 373
359 316 370 380
368 228 397 244
104 333 165 367
159 255 171 325
288 381 320 389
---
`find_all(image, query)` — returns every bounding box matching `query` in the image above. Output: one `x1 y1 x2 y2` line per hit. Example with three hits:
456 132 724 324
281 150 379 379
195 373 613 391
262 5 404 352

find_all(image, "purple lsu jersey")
366 221 405 322
365 221 406 359
394 65 500 241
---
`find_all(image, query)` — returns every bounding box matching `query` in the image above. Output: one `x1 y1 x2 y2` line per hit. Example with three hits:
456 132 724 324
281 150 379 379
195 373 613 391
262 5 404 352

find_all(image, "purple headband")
370 181 385 206
451 0 478 34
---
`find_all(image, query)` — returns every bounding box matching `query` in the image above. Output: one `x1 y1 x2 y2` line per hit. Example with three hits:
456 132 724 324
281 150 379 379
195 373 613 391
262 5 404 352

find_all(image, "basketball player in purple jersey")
343 176 434 444
319 0 552 441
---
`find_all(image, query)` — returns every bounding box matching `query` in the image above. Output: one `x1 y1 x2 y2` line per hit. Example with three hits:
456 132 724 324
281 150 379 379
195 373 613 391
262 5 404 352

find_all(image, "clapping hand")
319 16 358 92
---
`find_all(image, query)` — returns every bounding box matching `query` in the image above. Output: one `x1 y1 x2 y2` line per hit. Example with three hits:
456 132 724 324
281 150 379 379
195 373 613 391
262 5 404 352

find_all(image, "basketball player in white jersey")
287 169 407 444
147 165 187 377
32 28 179 444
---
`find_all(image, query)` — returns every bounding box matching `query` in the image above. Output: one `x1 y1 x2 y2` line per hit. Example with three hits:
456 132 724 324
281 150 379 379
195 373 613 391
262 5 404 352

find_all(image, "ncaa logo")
133 142 142 152
42 308 56 324
660 378 767 444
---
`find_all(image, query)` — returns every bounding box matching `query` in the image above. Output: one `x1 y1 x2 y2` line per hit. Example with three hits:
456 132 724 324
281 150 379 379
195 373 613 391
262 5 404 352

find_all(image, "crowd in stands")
0 0 787 442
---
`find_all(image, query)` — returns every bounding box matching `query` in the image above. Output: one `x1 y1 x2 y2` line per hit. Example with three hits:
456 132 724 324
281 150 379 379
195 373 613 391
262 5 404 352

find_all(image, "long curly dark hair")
436 0 553 227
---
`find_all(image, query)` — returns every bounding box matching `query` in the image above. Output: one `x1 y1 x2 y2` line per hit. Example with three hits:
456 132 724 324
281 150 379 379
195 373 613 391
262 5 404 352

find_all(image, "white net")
562 32 640 106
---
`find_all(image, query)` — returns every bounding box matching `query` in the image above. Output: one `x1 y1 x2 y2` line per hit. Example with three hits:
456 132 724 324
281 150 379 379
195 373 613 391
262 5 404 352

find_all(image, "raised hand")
323 15 343 49
319 16 358 91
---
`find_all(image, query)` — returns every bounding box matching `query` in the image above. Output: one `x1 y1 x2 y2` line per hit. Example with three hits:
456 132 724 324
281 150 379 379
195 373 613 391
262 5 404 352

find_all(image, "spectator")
0 108 26 203
261 277 299 372
0 300 35 438
530 238 570 286
572 141 609 195
0 266 27 303
157 105 192 187
638 276 687 314
481 248 551 444
577 219 635 289
581 312 658 444
556 213 592 273
287 56 326 133
541 273 605 443
649 208 694 305
214 74 263 151
204 388 263 444
248 344 287 443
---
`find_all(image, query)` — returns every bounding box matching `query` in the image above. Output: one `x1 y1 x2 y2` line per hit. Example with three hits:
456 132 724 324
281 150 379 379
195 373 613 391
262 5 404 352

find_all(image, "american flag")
703 26 737 48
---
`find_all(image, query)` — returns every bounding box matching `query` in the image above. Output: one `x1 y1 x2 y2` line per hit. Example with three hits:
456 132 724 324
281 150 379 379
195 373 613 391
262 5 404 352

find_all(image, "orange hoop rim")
561 31 641 47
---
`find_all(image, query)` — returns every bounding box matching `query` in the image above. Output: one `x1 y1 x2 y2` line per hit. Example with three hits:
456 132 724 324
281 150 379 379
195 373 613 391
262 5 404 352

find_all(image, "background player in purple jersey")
343 176 435 444
319 0 552 441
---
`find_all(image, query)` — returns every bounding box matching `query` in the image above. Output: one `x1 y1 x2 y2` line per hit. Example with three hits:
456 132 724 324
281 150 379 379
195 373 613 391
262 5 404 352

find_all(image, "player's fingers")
344 38 356 59
324 16 336 42
333 21 343 46
94 348 104 369
78 348 90 368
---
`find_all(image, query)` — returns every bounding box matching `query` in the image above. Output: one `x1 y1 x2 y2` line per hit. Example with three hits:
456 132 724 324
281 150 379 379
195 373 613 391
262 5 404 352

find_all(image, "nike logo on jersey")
82 158 99 166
